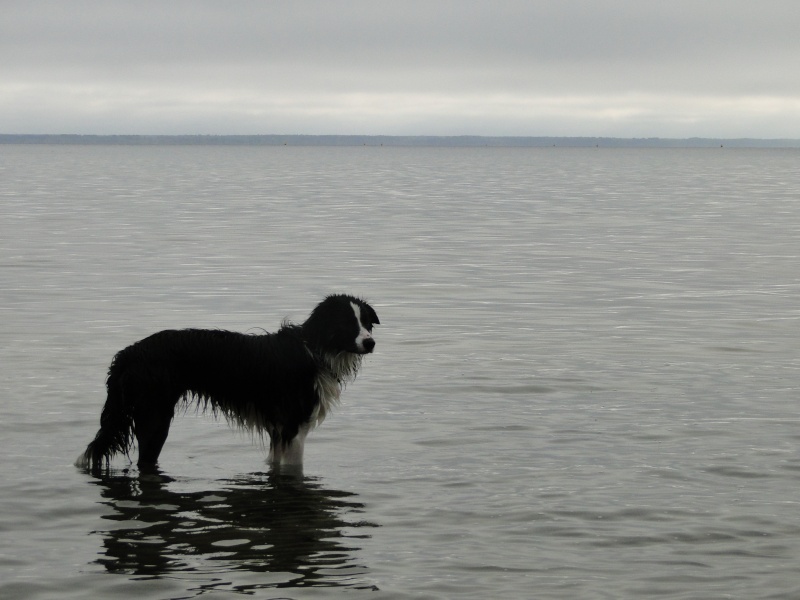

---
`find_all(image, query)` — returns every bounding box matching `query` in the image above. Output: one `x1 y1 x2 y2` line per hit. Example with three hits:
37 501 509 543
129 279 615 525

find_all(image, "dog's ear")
363 303 380 326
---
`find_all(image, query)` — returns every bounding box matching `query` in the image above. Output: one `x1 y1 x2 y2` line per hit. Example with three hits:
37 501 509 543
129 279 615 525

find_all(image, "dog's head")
303 294 380 355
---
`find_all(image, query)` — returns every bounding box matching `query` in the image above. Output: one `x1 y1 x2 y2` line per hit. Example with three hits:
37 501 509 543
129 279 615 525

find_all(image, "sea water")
1 144 799 599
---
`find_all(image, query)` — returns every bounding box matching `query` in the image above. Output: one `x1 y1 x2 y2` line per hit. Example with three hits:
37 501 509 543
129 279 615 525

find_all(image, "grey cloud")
2 0 799 136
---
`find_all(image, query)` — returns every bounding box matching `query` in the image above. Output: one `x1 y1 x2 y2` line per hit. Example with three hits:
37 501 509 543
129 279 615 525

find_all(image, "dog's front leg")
134 403 175 467
280 423 311 466
267 423 310 467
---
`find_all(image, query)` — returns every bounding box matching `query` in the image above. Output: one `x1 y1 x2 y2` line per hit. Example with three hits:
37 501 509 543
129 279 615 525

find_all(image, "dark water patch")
707 345 757 352
468 423 531 433
703 465 774 479
443 383 558 395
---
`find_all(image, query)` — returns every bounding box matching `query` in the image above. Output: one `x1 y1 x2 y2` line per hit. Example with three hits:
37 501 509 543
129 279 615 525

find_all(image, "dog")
76 294 379 471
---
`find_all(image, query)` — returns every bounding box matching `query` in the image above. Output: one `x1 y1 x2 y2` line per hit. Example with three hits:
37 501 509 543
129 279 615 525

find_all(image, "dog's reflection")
90 468 377 590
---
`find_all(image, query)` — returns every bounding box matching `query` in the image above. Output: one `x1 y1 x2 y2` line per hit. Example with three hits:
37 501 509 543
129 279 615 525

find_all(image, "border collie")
76 294 379 471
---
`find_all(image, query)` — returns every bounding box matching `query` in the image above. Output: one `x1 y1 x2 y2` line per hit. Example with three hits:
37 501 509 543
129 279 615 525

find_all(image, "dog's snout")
362 337 376 352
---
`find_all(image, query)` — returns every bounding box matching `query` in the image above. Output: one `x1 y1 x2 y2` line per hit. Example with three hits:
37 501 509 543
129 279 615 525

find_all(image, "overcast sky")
2 1 799 138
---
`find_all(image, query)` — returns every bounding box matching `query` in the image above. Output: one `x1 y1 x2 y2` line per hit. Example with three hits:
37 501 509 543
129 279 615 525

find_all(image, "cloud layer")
3 1 799 136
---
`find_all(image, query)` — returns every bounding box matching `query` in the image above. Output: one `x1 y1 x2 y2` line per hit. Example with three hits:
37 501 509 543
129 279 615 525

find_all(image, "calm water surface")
1 144 799 599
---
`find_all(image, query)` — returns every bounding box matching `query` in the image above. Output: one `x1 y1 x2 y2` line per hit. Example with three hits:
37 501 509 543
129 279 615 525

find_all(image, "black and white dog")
76 294 379 471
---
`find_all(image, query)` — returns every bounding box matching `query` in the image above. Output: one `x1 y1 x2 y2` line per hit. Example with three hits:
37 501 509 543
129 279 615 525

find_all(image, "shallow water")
1 144 799 598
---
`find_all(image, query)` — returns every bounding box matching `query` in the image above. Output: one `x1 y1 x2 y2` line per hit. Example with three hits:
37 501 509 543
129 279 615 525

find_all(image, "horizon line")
2 133 799 148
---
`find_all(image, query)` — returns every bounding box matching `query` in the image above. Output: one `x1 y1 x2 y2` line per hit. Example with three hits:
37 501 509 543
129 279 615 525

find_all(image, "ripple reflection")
89 469 378 592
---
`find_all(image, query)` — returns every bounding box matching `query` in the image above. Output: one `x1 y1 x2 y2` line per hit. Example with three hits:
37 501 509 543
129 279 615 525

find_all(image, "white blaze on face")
350 301 373 352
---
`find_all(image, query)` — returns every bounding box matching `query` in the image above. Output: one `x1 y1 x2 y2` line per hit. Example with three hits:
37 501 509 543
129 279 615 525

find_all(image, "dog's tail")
75 359 135 471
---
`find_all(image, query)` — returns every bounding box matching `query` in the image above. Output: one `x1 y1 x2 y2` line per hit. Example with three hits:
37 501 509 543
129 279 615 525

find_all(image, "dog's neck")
323 351 362 383
310 351 362 427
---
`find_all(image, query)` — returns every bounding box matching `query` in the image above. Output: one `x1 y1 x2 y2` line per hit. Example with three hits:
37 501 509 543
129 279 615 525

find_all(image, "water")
1 144 799 599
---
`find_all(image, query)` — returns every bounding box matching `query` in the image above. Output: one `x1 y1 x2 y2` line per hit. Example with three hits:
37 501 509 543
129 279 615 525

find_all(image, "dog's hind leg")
134 399 176 467
266 427 283 465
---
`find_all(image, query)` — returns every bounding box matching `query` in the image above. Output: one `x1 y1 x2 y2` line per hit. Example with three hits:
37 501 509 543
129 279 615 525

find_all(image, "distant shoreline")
1 133 799 148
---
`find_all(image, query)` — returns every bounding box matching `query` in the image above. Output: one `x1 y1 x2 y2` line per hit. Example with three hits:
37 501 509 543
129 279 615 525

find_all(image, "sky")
2 0 800 138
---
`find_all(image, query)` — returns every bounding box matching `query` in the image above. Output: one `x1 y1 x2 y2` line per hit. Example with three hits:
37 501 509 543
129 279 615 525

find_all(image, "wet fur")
76 294 379 472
